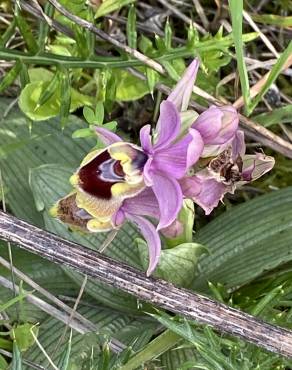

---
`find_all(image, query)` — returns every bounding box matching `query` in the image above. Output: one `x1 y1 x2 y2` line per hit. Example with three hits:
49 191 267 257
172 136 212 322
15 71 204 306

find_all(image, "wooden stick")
1 211 292 358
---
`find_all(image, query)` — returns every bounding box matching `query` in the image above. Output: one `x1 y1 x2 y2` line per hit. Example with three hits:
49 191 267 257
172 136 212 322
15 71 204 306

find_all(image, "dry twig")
1 211 292 358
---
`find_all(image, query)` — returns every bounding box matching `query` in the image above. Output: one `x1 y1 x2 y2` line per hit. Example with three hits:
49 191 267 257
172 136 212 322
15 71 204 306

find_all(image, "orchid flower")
52 186 162 276
51 57 275 277
180 130 275 215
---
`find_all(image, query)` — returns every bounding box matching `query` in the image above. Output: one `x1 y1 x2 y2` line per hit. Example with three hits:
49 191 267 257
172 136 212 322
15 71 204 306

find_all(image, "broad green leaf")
114 69 149 102
19 81 93 121
193 188 292 291
28 67 55 83
95 0 135 19
0 98 94 224
58 0 88 19
137 239 205 287
12 324 39 352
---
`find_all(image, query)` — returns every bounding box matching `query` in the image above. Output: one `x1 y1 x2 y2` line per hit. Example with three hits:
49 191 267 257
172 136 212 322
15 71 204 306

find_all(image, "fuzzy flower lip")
70 142 148 221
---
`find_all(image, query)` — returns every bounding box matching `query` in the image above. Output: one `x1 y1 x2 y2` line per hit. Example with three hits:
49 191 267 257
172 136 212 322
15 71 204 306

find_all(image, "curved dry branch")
0 210 292 358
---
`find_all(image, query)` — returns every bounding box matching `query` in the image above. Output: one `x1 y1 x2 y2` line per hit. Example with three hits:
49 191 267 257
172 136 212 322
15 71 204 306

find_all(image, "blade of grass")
253 104 292 127
38 2 54 51
35 71 60 111
0 291 30 313
120 330 181 370
0 349 45 370
249 41 292 113
0 61 22 94
15 4 38 53
0 18 16 47
95 0 135 19
126 5 137 49
59 68 71 128
251 14 292 27
56 330 72 370
19 63 30 89
228 0 251 113
30 328 58 370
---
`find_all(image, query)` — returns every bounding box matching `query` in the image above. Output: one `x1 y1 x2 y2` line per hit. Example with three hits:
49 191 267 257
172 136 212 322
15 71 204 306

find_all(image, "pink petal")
122 188 160 219
181 171 228 215
192 105 239 146
161 219 184 238
95 126 123 145
126 213 161 276
192 174 227 215
151 171 183 230
179 176 202 198
232 130 246 159
112 209 126 226
140 124 153 153
167 59 200 111
154 101 181 150
143 157 154 186
153 129 204 179
192 106 223 144
218 106 239 143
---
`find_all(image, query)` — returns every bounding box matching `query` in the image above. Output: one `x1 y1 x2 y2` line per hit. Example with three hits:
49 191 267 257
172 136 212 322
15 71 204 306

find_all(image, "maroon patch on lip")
78 150 123 199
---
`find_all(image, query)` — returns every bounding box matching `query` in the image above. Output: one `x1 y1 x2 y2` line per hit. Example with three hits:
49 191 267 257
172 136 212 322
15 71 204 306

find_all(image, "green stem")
119 330 181 370
0 32 258 70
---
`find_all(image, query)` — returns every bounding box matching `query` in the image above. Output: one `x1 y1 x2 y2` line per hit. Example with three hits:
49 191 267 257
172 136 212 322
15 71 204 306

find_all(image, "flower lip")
77 144 148 200
78 149 120 199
